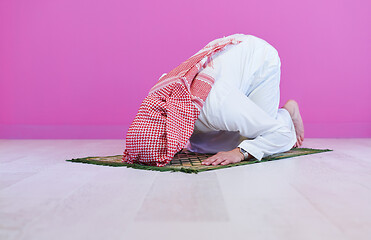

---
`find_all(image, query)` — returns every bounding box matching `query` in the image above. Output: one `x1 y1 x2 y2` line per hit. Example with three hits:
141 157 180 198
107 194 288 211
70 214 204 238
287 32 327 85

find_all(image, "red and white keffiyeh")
123 37 242 166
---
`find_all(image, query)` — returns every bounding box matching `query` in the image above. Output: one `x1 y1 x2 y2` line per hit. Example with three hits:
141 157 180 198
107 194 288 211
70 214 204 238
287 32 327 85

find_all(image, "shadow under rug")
66 148 332 174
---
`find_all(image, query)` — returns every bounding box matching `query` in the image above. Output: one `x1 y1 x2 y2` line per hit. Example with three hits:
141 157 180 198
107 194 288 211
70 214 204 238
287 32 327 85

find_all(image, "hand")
202 148 245 166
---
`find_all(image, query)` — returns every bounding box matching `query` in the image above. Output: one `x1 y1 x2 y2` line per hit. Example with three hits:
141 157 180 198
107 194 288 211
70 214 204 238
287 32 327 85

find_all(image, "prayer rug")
66 148 332 174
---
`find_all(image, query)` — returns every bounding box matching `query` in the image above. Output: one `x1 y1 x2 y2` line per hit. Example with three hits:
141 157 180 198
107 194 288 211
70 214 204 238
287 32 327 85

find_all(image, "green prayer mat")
66 148 332 174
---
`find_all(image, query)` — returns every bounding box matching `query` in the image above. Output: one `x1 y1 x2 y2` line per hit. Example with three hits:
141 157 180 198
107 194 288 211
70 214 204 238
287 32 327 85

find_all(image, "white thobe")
186 34 297 161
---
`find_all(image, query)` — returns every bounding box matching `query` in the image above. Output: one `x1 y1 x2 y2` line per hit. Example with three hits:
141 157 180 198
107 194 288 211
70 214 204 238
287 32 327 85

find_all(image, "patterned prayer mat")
66 148 332 174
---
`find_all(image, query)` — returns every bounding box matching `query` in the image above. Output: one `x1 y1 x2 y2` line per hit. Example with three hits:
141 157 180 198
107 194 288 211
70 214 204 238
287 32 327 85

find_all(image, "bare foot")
283 99 305 148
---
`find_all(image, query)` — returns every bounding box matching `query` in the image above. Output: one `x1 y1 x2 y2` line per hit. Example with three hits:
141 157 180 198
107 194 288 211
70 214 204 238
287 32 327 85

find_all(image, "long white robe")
186 34 297 161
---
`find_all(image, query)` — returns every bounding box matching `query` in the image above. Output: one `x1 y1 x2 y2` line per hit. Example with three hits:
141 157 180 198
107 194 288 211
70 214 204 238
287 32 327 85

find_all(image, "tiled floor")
0 139 370 240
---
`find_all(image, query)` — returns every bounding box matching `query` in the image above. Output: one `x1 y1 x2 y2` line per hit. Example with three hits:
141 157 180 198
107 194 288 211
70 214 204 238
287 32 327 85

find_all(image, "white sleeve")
237 108 296 160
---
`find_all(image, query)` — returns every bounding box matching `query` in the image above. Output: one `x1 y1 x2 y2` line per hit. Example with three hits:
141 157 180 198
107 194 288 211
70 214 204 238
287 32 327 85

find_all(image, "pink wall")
0 0 370 139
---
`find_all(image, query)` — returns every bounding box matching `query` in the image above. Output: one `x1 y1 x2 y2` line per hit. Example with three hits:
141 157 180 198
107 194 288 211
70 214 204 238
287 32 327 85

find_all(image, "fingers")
201 150 241 166
202 155 218 165
202 153 227 166
211 158 225 166
202 157 229 166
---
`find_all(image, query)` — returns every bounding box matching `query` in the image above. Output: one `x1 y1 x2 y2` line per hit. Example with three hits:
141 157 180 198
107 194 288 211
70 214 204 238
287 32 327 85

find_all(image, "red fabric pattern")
123 38 242 166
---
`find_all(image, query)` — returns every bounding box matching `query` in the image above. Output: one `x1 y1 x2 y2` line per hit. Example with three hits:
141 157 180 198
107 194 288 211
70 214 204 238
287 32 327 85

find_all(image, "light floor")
0 139 370 240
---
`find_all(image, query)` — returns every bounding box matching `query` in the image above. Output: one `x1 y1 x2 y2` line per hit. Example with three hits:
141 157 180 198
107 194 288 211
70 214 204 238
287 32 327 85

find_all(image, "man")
186 34 305 166
123 33 304 167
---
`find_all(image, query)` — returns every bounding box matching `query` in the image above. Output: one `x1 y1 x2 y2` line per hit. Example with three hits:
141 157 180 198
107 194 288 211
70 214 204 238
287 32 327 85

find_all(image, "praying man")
123 33 305 167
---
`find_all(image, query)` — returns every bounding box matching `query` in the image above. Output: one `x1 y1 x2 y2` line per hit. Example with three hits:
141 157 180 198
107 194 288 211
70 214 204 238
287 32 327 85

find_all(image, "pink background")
0 0 370 139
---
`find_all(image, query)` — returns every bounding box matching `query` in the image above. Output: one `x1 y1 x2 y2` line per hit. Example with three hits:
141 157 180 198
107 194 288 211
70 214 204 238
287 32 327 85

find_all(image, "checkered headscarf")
123 37 242 166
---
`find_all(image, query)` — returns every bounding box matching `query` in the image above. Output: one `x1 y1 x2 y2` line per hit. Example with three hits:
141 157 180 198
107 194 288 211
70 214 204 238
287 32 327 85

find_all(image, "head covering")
123 37 242 166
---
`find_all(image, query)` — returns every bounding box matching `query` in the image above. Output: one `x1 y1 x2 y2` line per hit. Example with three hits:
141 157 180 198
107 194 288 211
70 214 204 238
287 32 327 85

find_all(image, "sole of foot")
283 99 305 148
